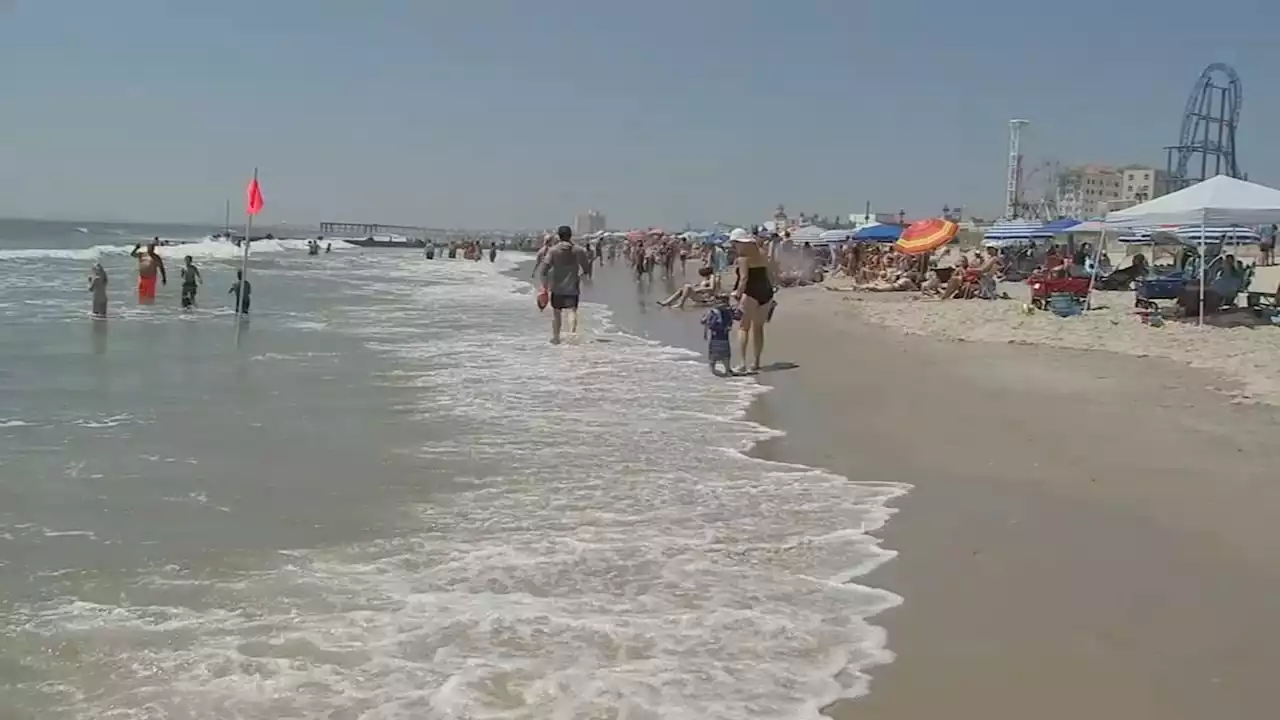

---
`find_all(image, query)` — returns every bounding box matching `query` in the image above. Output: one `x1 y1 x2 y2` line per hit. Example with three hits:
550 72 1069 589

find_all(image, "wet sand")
755 286 1280 720
550 260 1280 718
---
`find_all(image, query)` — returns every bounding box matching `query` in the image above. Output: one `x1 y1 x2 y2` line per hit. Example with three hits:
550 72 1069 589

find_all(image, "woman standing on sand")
729 229 776 373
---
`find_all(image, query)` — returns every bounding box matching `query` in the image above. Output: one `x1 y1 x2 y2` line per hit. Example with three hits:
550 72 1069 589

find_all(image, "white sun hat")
729 228 753 243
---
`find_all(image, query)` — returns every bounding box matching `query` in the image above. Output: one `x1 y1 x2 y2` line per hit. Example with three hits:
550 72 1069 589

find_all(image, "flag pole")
237 168 257 324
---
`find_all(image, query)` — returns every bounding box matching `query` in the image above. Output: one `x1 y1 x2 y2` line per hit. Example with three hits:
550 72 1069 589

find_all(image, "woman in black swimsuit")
730 231 776 373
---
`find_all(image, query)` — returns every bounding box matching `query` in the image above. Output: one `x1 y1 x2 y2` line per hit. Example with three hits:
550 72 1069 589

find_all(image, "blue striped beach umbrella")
982 219 1055 247
1114 227 1161 244
852 223 904 242
1116 226 1260 245
1175 225 1261 245
1041 218 1082 233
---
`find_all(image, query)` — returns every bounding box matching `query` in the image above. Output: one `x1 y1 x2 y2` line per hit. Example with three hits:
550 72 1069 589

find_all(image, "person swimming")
130 239 166 303
180 255 202 309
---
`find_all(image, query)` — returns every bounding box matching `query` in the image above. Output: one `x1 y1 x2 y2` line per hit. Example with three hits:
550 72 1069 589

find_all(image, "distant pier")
319 221 427 238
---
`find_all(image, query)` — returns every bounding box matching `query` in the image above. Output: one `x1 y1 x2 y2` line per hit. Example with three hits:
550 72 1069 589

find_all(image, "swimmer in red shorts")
130 238 167 303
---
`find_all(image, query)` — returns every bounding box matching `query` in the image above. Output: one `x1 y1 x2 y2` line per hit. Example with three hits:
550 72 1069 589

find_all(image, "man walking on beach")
539 225 591 344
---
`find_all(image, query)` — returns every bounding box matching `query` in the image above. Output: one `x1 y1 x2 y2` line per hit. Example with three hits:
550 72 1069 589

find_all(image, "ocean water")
0 219 907 719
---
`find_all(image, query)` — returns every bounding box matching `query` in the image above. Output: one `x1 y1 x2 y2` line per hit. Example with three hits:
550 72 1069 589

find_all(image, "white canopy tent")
1105 175 1280 227
1104 175 1280 322
787 224 828 242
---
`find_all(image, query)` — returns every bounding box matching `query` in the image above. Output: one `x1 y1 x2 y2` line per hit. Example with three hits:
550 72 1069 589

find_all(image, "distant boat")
347 234 427 248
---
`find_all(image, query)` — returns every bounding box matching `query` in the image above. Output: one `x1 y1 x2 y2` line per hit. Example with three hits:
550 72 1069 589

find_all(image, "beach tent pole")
1085 229 1105 311
1198 218 1206 326
237 212 252 323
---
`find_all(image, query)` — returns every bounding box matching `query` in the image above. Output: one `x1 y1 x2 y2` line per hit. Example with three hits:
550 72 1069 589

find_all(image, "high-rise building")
575 210 606 236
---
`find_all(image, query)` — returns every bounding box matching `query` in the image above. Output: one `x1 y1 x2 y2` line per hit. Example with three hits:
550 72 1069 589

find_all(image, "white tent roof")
1105 175 1280 227
819 228 855 242
787 224 827 241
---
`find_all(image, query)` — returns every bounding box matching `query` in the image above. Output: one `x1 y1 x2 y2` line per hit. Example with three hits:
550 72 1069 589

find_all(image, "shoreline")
739 285 1280 719
507 258 908 707
509 259 1280 718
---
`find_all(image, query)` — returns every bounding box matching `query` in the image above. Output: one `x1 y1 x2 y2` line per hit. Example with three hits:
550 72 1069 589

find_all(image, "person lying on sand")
856 267 920 292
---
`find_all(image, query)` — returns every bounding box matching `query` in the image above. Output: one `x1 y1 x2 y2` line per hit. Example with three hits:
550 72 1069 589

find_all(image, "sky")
1 0 1278 229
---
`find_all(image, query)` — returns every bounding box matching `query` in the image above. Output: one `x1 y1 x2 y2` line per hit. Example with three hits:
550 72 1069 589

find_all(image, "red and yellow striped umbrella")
895 218 959 255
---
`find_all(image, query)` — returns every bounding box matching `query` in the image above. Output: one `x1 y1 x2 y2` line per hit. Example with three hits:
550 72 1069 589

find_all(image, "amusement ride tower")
1164 63 1243 191
1005 119 1029 219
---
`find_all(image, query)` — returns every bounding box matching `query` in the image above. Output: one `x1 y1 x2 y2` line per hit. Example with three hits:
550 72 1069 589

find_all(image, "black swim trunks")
549 293 579 310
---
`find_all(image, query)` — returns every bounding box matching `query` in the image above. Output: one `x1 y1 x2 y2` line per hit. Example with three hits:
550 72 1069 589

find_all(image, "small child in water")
88 263 108 318
701 296 735 376
180 256 202 309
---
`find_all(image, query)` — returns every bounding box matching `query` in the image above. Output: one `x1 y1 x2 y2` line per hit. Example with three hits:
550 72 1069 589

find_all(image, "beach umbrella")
1175 225 1261 245
818 229 854 243
895 218 958 255
982 219 1054 247
853 223 904 242
1042 218 1082 233
1114 227 1184 245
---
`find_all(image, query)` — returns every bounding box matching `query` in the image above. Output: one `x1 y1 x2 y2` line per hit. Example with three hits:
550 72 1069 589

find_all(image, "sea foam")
8 251 909 719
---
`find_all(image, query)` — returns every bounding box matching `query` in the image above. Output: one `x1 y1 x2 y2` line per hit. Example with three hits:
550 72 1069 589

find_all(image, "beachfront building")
1121 166 1169 203
575 210 606 236
1056 165 1123 218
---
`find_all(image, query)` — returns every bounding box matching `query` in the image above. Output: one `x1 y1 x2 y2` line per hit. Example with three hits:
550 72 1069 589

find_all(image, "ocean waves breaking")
1 246 908 719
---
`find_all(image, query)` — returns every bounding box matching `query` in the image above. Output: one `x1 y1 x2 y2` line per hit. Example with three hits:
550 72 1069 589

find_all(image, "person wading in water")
539 225 592 344
129 238 167 304
88 262 108 318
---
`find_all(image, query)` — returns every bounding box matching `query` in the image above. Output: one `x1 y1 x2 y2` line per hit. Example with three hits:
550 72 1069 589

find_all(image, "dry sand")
748 286 1280 720
827 283 1280 407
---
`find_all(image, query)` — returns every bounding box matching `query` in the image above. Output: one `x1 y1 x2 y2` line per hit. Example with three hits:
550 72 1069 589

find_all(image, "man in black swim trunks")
539 225 592 344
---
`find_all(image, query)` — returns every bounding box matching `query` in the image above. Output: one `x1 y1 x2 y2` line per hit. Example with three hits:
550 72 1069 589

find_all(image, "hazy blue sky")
1 0 1277 228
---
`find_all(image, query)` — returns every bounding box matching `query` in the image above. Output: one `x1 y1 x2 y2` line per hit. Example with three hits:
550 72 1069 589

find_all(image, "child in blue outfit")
701 297 736 376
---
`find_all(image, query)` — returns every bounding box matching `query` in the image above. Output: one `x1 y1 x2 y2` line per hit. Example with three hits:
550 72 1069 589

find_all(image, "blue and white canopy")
982 219 1055 247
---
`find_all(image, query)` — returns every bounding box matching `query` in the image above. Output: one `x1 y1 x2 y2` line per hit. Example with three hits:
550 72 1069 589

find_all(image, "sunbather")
658 266 721 308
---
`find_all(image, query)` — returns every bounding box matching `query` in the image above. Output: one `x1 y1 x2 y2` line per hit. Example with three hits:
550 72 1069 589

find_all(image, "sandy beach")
825 280 1280 407
535 261 1280 718
747 285 1280 719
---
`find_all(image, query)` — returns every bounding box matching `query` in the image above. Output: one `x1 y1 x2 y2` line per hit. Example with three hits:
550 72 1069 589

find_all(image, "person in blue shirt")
701 297 735 376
